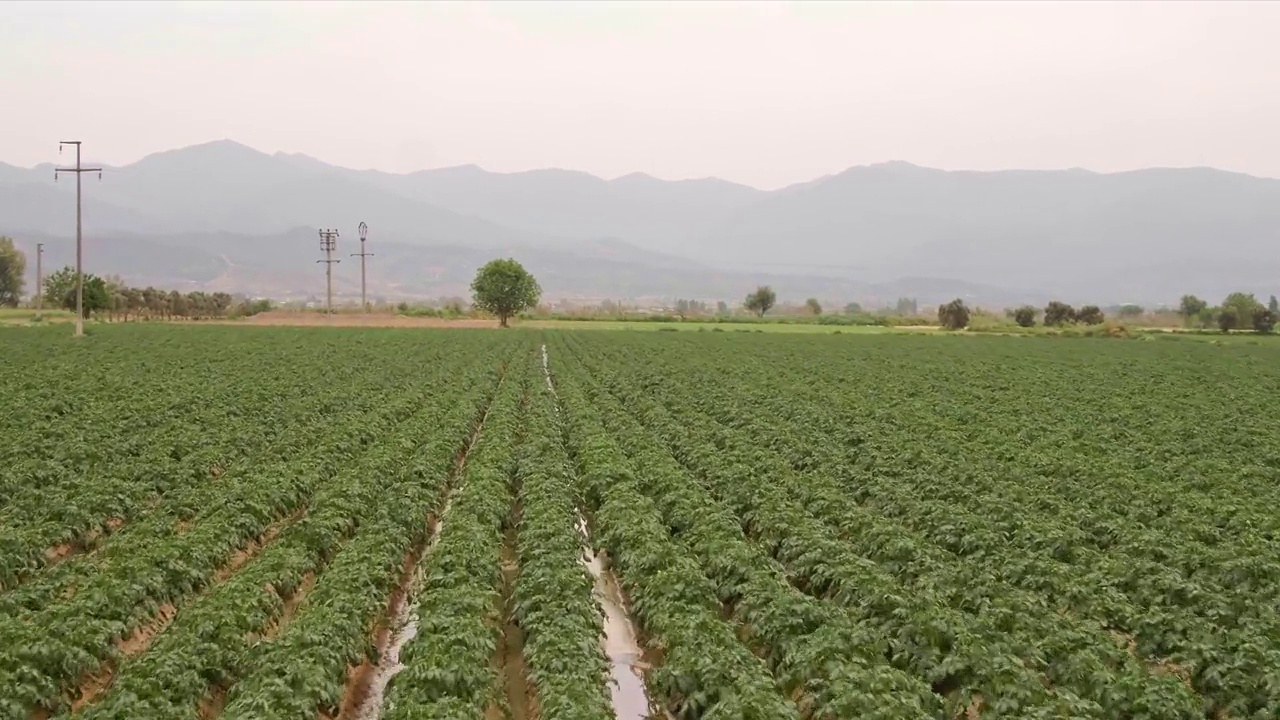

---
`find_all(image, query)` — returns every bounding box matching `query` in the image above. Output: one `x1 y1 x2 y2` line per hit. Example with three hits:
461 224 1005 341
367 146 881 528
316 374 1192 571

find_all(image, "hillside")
3 142 1278 304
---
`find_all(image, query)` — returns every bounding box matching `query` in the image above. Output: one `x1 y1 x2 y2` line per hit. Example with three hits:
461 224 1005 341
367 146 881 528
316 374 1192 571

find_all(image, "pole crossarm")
53 140 101 337
317 228 340 316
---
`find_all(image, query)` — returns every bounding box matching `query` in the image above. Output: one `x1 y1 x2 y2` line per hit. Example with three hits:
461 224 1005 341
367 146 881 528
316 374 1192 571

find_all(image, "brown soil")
58 507 305 716
247 571 318 645
118 602 178 656
198 686 227 720
326 549 418 720
240 311 499 329
278 572 318 631
68 602 179 711
497 525 537 720
965 693 984 720
214 505 306 583
41 517 127 569
44 543 75 562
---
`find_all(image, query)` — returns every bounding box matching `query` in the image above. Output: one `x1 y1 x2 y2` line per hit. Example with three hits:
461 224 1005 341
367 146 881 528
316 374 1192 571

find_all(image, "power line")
317 228 340 317
350 221 373 313
54 141 102 337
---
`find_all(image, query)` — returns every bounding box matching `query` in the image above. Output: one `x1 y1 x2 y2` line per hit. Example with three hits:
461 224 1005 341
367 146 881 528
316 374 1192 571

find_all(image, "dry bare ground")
239 311 499 329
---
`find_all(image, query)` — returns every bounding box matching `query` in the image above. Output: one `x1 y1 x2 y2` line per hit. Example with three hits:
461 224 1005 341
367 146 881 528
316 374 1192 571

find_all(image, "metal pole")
76 146 82 335
351 222 372 313
35 243 43 316
54 141 101 337
317 229 340 317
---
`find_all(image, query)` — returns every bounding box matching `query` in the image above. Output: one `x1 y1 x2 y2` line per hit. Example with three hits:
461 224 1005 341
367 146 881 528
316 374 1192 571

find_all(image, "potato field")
1 325 1279 720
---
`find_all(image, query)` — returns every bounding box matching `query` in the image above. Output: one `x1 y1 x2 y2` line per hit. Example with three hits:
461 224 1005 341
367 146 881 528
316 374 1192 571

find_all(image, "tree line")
1176 293 1278 333
39 266 271 320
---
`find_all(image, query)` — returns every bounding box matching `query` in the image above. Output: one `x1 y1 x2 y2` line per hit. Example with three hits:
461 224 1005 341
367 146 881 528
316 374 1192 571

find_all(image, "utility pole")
54 141 102 337
35 243 43 318
317 228 340 316
350 221 373 312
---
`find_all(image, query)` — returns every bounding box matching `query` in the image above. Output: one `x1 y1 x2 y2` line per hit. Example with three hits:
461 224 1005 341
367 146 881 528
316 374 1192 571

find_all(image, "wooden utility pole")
54 141 102 337
317 229 340 316
350 221 373 312
35 243 43 317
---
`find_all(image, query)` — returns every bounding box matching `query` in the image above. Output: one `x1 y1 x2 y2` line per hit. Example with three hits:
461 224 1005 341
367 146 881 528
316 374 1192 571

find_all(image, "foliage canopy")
470 258 541 327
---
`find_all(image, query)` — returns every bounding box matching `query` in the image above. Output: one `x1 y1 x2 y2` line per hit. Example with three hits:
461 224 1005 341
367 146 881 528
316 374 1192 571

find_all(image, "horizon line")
3 137 1277 190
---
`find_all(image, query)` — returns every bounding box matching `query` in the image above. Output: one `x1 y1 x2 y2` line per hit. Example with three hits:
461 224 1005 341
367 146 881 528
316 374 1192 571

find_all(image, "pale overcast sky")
2 0 1277 190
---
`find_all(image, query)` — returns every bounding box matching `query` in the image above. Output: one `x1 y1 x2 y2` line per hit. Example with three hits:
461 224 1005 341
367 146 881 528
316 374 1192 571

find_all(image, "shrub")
937 299 971 330
1044 301 1076 326
1013 306 1037 328
1077 305 1105 325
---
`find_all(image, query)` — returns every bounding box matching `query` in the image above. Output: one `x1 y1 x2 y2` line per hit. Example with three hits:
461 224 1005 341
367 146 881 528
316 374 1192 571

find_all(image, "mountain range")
2 139 1278 307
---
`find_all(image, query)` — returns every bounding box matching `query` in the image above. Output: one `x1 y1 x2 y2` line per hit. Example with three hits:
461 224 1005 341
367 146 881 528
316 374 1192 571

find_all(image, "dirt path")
240 311 498 329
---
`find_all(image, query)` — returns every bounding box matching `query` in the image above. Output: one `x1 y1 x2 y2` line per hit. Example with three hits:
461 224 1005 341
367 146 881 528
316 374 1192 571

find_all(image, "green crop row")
548 343 801 719
381 350 530 720
553 345 942 720
219 352 509 718
510 370 613 720
72 354 483 719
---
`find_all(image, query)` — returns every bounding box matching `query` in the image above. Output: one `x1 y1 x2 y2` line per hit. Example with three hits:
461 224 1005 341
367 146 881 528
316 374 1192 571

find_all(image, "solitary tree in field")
805 298 822 316
1076 305 1105 325
471 258 541 328
0 236 25 307
744 286 776 317
1013 306 1037 328
1044 301 1077 326
937 298 970 330
844 301 863 315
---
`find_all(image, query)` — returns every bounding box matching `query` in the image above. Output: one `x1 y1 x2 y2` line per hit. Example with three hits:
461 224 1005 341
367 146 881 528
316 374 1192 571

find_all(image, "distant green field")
0 308 75 325
520 318 902 333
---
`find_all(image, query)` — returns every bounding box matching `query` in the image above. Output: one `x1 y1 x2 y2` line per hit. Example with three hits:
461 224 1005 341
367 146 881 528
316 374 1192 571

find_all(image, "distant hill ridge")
2 139 1277 304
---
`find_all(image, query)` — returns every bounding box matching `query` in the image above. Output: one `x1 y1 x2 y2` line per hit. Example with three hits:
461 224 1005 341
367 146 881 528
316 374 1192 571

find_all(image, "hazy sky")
2 0 1277 190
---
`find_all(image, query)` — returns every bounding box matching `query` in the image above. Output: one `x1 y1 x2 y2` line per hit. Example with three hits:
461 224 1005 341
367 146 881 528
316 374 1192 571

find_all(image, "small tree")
470 258 541 327
1044 301 1076 326
804 298 822 316
1179 295 1207 325
44 266 78 308
1221 292 1259 331
0 236 26 307
1270 295 1279 315
895 297 918 316
55 274 109 318
1013 305 1037 328
1253 307 1276 334
937 298 970 330
1117 304 1144 318
744 286 776 317
1218 307 1238 333
715 300 729 316
1077 305 1105 325
844 301 863 315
